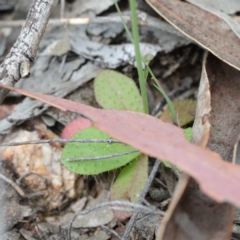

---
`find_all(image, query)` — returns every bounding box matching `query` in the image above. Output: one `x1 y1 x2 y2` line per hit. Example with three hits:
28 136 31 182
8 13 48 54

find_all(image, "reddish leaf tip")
61 118 92 139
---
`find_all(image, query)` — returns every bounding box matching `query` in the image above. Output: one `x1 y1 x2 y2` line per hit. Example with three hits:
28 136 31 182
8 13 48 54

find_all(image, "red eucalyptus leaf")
1 84 240 207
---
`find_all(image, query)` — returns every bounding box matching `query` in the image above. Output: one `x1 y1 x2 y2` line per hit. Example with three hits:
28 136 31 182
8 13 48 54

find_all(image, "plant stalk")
129 0 149 114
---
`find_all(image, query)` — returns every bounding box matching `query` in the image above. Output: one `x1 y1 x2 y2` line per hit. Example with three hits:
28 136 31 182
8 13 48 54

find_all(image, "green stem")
147 66 178 125
114 0 134 43
129 0 149 114
114 0 176 121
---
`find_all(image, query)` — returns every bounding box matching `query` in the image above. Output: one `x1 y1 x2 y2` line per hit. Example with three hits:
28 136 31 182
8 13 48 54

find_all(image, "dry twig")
0 138 122 147
0 173 25 197
0 12 182 37
122 159 161 239
67 149 139 162
0 0 57 104
68 200 164 240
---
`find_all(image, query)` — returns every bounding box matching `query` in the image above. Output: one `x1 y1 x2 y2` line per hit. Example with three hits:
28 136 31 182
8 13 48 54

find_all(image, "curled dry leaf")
146 0 240 71
1 84 240 208
203 54 240 161
233 135 240 165
157 53 239 240
191 59 211 147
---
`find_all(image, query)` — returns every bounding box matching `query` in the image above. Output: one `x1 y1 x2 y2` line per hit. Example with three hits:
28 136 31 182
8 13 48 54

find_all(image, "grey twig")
25 191 45 199
68 201 162 240
101 225 122 240
0 12 183 37
0 173 25 197
141 198 152 207
0 138 122 147
122 159 161 240
172 165 180 177
0 0 57 104
60 0 65 19
67 150 139 162
110 206 160 214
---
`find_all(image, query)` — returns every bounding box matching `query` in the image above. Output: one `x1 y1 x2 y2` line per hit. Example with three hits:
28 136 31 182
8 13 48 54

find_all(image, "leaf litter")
157 53 240 240
146 0 240 238
146 0 240 71
186 0 240 14
62 69 148 220
0 12 189 135
2 84 240 209
2 1 240 239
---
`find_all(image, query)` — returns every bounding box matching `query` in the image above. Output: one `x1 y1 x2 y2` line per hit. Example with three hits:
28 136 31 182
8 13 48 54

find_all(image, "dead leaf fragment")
192 55 211 147
157 177 233 240
160 99 196 126
186 0 240 39
205 54 240 161
146 0 240 71
157 53 239 240
61 190 114 228
233 135 240 165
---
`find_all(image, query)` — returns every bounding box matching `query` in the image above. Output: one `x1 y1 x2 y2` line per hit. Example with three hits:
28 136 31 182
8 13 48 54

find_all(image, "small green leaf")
62 70 144 175
61 127 141 175
184 127 193 142
163 128 192 168
94 70 144 112
162 160 172 168
160 99 196 127
110 154 148 220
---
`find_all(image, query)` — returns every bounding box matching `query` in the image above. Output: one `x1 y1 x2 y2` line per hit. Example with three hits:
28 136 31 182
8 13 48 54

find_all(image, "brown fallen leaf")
156 174 190 239
146 0 240 71
157 177 233 240
1 84 240 208
205 54 240 161
191 57 211 147
157 53 239 240
186 0 240 39
160 99 196 127
233 135 240 165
